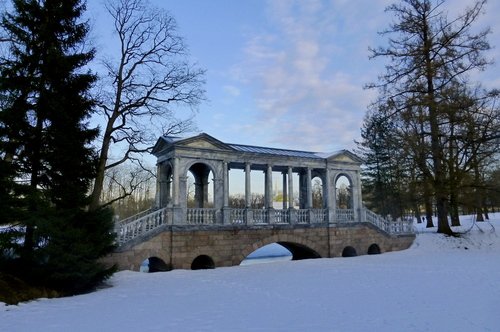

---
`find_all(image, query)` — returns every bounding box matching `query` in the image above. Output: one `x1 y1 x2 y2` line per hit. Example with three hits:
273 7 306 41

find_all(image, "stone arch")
335 173 353 209
367 243 381 255
157 161 174 207
186 162 216 208
238 234 322 263
311 170 325 209
147 256 171 272
342 246 357 257
182 159 222 180
191 255 215 270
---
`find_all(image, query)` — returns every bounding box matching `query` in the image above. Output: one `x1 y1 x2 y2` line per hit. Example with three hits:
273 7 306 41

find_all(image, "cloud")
233 0 499 152
234 0 385 152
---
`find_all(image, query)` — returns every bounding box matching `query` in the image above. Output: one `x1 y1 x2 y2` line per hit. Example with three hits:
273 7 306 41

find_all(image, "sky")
86 0 500 154
1 215 499 331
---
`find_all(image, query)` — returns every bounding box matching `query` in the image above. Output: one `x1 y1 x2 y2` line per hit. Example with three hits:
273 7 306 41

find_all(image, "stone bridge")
103 133 415 271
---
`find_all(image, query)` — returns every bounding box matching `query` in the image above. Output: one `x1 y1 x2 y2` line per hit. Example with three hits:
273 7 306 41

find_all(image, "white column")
282 172 287 209
173 157 179 206
265 165 273 209
245 163 251 208
223 162 229 207
288 167 294 209
306 168 313 209
325 168 332 209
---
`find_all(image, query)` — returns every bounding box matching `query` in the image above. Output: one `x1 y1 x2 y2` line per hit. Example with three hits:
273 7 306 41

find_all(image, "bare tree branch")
90 0 205 210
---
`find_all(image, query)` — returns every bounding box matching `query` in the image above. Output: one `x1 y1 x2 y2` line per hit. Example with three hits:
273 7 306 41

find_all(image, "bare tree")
89 0 206 210
101 163 156 218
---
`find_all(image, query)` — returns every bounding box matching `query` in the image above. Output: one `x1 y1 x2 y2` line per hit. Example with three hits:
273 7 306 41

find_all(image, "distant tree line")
359 0 499 234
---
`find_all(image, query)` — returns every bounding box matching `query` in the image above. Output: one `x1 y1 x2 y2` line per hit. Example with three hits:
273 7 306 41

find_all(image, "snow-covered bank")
1 215 499 332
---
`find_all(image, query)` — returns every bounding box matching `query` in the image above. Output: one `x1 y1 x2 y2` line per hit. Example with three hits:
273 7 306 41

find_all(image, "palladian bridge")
104 133 415 271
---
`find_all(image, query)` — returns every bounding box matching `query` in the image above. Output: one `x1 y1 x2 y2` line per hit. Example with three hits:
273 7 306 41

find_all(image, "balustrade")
116 206 414 246
252 209 268 224
273 209 289 224
296 210 309 224
336 209 354 222
186 208 216 225
117 208 169 244
311 209 327 223
230 209 246 224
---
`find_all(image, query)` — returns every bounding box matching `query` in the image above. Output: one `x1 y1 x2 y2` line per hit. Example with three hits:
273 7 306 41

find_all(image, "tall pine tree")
0 0 115 295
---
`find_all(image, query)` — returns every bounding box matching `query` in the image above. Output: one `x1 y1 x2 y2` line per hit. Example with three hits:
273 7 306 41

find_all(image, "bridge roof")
228 143 323 159
152 133 363 164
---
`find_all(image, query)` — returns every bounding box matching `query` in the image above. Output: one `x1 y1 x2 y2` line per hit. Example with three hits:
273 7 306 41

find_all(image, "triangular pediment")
152 133 233 156
326 150 363 164
176 133 232 151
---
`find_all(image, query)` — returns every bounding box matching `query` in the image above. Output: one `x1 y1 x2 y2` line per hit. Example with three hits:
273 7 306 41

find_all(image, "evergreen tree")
365 0 493 234
0 0 115 295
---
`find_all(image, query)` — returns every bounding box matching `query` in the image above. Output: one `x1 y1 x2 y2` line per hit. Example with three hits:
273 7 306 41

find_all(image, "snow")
1 214 499 332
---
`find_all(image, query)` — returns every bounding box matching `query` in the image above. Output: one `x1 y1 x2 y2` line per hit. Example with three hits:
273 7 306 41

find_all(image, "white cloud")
234 0 384 152
223 85 241 97
232 0 499 153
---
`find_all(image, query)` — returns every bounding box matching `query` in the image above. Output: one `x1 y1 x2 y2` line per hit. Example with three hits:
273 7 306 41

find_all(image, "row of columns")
157 158 357 215
235 163 330 210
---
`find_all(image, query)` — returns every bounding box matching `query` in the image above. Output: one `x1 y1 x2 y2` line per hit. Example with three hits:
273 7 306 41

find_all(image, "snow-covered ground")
1 214 499 332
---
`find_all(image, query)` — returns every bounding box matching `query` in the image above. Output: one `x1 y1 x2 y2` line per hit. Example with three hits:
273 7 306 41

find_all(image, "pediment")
177 133 232 151
182 138 226 150
326 150 363 164
152 133 232 156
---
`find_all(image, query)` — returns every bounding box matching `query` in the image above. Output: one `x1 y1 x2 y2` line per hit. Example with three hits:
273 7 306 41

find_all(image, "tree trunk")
89 127 113 210
423 16 453 235
450 192 460 226
424 181 434 228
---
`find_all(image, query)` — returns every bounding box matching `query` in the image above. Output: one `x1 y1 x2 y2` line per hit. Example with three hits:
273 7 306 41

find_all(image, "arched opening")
187 163 214 208
312 176 324 208
240 243 292 266
367 243 381 255
279 242 322 260
335 175 352 209
139 256 171 273
158 163 173 207
191 255 215 270
240 242 321 266
342 246 357 257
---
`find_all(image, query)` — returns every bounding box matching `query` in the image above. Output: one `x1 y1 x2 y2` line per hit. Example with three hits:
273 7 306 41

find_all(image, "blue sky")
87 0 500 154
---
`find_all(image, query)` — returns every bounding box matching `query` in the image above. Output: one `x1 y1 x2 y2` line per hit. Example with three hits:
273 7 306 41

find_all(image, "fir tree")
0 0 116 295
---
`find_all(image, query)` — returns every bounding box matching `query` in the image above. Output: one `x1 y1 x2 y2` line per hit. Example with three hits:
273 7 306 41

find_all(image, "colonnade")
152 133 363 224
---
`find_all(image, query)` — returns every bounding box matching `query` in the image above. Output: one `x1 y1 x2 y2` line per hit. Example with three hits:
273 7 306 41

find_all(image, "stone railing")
186 208 216 225
363 208 414 235
116 208 170 244
116 208 153 226
336 208 355 222
116 207 414 245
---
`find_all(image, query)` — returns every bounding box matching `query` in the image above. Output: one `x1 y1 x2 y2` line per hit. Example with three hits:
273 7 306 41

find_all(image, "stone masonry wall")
103 223 415 271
